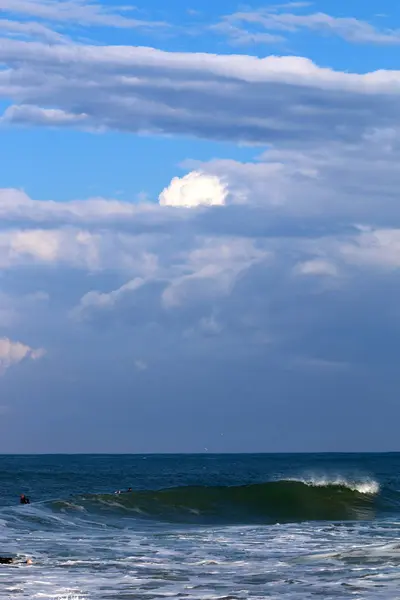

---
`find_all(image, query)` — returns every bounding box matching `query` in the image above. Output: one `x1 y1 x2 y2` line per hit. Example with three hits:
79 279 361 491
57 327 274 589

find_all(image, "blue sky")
1 0 400 452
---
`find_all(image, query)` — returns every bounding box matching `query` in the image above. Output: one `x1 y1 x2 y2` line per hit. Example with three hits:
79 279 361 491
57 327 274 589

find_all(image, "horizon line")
1 451 400 456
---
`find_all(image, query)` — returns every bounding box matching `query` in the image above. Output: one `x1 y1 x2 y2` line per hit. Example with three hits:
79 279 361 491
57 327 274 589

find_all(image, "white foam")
286 476 380 495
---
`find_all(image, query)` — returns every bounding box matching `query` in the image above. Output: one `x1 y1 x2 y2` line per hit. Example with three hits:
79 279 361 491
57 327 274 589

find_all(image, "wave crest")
287 477 380 495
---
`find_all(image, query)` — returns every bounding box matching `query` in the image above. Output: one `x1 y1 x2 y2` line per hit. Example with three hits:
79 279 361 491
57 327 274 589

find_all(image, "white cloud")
0 337 45 374
3 2 400 450
9 229 61 262
0 18 68 43
1 125 400 301
0 61 399 371
0 228 101 269
217 8 400 46
183 313 224 339
1 40 400 146
30 347 46 360
0 188 160 224
2 105 89 126
0 146 398 376
340 228 400 270
0 0 166 29
73 277 146 319
0 226 161 273
212 21 284 46
186 129 400 223
294 259 339 277
69 234 270 328
162 237 268 308
159 171 228 208
5 119 400 236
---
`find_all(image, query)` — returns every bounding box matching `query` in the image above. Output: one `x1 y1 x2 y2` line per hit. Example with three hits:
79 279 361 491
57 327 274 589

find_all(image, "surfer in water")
20 494 30 504
0 557 33 565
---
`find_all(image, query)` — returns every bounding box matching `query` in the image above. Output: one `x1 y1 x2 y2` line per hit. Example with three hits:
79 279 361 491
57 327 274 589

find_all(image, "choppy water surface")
2 453 400 599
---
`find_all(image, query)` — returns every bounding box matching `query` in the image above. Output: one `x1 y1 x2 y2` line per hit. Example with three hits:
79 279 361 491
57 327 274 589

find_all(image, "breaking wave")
49 477 383 524
286 477 380 495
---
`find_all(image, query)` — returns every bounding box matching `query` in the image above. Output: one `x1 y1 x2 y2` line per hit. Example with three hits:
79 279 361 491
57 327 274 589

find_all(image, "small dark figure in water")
0 557 32 565
127 487 132 492
20 494 30 504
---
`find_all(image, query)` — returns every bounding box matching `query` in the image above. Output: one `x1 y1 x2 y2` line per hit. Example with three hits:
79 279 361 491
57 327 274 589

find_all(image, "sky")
1 1 400 453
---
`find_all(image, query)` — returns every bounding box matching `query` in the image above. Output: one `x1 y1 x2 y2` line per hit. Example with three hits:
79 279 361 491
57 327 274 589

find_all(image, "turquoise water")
2 453 400 598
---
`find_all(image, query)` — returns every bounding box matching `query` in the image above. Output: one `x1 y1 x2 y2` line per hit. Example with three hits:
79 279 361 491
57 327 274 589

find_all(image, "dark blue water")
2 454 400 599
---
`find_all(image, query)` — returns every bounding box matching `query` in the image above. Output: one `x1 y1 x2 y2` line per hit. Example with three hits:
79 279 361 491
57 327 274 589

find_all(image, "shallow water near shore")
2 453 400 599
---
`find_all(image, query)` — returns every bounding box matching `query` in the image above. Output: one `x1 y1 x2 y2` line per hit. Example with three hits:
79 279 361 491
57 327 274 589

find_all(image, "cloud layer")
1 2 400 450
215 6 400 47
0 0 166 32
1 39 400 146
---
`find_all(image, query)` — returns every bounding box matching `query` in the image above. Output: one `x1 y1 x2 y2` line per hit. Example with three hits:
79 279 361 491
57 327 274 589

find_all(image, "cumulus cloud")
339 228 400 270
2 120 400 235
73 278 146 319
0 141 399 383
187 130 400 226
161 237 268 308
0 224 162 274
0 35 399 380
30 347 46 360
70 235 269 327
3 3 400 452
159 171 227 208
0 337 45 374
1 123 400 303
0 228 99 268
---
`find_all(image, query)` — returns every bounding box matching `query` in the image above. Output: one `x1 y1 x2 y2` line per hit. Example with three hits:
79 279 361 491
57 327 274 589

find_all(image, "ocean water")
2 454 400 599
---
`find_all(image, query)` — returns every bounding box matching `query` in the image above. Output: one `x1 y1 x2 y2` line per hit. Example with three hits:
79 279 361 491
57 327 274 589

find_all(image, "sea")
2 454 400 599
